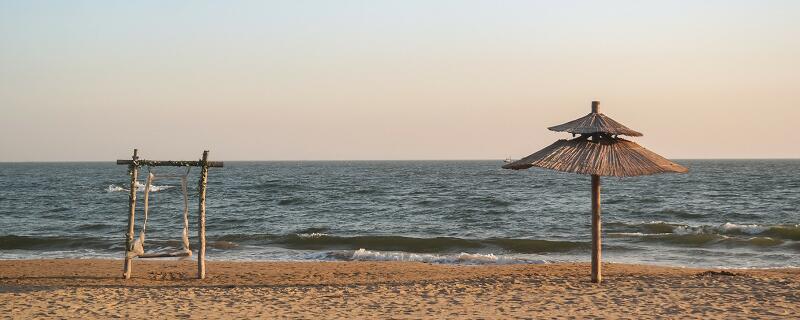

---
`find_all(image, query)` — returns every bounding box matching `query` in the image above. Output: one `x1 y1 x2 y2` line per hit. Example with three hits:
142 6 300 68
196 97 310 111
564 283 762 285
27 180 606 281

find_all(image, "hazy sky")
1 1 798 161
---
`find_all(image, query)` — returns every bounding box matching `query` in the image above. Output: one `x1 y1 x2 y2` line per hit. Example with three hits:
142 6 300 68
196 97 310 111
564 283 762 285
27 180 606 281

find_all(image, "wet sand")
1 259 798 319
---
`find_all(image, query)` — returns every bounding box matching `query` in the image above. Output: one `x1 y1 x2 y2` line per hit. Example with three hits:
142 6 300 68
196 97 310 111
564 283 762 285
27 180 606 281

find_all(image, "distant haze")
1 1 798 161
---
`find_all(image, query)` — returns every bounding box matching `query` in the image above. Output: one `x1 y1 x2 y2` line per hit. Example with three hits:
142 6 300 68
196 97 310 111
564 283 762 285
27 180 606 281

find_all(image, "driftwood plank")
116 160 223 167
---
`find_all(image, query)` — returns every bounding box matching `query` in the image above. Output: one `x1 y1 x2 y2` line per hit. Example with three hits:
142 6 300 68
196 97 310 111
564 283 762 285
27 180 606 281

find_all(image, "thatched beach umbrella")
503 101 687 283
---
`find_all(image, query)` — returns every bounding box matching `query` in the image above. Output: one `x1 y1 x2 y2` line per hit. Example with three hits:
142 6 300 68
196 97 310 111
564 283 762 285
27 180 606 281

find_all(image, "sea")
0 160 798 268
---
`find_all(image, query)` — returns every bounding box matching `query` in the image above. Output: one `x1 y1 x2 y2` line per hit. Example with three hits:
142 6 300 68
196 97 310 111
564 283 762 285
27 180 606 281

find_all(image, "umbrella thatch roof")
548 112 643 137
502 137 688 177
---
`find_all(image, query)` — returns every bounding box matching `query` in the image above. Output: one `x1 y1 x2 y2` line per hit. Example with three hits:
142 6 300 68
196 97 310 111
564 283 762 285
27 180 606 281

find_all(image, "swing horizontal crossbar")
116 160 224 167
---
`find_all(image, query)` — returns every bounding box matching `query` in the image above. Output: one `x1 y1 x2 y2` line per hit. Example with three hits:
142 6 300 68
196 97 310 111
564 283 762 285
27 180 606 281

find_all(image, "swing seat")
139 249 192 259
127 234 192 259
126 170 193 260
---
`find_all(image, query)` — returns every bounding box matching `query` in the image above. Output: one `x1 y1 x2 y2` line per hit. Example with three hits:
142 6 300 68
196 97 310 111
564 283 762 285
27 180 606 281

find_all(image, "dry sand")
1 259 798 319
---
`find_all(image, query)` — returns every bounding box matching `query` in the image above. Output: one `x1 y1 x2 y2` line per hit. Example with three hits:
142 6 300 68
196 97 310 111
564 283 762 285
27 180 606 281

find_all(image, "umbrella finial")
591 101 600 113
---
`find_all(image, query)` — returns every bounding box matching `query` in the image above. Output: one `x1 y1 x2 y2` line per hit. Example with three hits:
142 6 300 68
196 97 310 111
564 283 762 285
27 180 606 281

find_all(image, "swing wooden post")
197 150 209 279
116 149 222 280
123 149 139 279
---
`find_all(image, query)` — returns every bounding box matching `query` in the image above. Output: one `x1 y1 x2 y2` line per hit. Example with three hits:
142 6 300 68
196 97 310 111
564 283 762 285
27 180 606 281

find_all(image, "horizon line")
2 158 799 163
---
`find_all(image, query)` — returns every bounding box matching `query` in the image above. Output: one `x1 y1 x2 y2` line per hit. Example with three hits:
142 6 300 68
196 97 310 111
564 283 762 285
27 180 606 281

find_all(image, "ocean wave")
106 182 174 193
606 221 800 248
296 233 328 238
7 223 796 256
689 223 800 241
717 222 767 234
213 233 586 254
345 248 544 265
295 227 330 234
209 240 239 249
607 232 672 237
762 225 800 241
609 231 785 247
636 234 784 247
607 221 800 241
0 235 112 250
0 235 206 251
657 209 703 218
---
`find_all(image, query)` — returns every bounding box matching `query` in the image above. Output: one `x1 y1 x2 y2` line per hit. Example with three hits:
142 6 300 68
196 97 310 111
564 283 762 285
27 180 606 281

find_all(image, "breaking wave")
606 222 800 247
214 233 587 254
343 248 545 264
0 235 237 252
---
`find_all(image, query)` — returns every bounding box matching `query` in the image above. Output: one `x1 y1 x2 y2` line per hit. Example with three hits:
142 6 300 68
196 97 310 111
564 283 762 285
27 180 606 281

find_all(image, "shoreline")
2 259 799 319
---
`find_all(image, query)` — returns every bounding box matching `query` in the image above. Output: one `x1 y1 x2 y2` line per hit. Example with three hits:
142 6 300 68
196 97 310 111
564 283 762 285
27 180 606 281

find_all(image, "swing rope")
126 167 192 259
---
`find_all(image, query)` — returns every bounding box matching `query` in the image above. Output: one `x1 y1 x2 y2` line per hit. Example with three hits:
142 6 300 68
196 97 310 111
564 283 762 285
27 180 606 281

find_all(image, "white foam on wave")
296 233 328 238
349 248 545 265
672 225 695 235
719 222 768 235
107 185 125 192
640 221 772 236
106 182 174 193
608 232 672 237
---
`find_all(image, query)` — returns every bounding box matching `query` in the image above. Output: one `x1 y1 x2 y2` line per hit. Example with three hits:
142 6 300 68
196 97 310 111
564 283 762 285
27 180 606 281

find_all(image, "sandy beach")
0 260 797 319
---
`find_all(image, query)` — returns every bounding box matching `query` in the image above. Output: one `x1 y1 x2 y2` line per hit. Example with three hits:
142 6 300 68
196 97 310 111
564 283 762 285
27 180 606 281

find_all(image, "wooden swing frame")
117 149 223 279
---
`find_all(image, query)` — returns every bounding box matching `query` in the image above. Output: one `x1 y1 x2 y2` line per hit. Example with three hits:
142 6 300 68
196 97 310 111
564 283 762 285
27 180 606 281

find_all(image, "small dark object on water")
697 270 739 277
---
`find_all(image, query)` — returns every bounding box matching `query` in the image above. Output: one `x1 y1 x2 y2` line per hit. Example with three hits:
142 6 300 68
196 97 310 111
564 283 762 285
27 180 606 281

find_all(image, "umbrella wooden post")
591 174 602 283
197 150 209 279
123 149 139 279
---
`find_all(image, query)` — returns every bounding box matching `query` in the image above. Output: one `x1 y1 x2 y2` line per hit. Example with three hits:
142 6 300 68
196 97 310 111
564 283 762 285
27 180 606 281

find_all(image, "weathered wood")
138 251 191 258
548 101 642 137
501 137 688 176
123 149 139 279
116 160 223 167
591 174 602 284
118 149 221 280
197 150 209 279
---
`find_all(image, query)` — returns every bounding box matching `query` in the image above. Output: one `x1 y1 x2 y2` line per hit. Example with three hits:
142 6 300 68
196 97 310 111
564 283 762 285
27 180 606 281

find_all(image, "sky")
1 0 798 161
